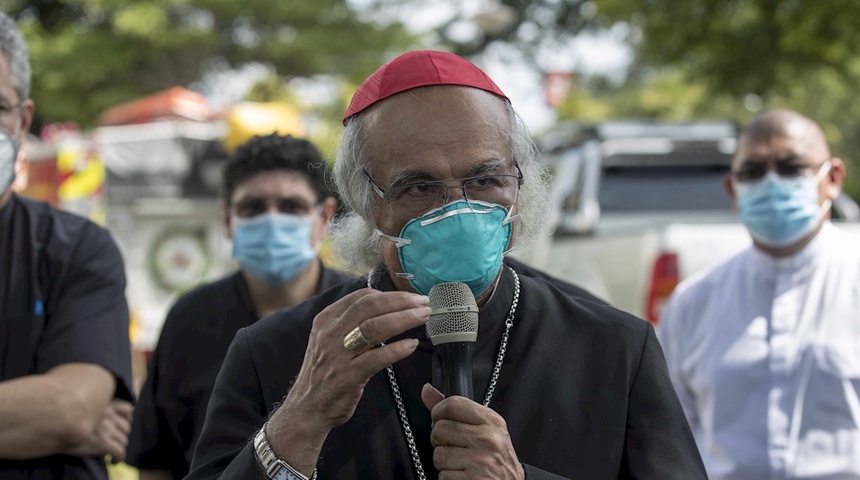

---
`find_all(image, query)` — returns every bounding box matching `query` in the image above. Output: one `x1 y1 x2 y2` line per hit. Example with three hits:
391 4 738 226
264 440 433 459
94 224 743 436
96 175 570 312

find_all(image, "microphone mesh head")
427 282 479 345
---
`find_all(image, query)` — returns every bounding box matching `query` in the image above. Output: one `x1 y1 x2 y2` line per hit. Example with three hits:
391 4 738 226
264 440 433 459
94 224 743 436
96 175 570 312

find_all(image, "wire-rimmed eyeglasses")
364 161 524 220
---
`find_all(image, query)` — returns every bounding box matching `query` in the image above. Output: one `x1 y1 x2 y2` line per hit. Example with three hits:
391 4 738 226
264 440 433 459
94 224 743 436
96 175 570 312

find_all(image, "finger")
421 383 445 412
430 419 481 448
356 305 430 346
99 436 126 463
433 445 472 471
113 413 132 436
108 446 126 464
429 395 488 426
350 338 419 378
341 291 429 335
100 416 130 447
111 399 133 420
318 288 376 320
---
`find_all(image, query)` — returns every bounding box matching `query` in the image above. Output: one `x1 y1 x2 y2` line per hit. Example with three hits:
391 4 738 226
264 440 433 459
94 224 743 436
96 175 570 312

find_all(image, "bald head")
736 109 831 168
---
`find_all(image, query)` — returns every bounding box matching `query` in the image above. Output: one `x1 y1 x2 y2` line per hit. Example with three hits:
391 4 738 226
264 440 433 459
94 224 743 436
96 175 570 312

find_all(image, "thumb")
421 383 445 412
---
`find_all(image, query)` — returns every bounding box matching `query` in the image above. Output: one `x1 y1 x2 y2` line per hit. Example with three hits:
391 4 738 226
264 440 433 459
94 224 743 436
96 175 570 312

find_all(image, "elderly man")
658 108 860 478
187 50 705 479
0 12 134 478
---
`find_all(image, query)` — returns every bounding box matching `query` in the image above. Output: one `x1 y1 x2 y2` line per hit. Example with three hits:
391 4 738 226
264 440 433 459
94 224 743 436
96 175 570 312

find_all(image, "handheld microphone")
427 282 479 399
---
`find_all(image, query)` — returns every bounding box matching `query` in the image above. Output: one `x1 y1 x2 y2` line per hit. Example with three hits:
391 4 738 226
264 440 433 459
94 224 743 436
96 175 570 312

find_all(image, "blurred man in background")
127 133 352 479
659 108 860 479
0 11 135 479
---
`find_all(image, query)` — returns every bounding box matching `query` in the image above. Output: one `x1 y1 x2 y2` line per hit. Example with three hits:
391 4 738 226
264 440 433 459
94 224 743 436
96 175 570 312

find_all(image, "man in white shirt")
658 108 860 479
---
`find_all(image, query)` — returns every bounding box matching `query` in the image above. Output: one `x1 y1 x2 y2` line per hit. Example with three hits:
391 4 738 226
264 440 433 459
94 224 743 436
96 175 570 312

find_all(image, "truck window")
599 165 733 212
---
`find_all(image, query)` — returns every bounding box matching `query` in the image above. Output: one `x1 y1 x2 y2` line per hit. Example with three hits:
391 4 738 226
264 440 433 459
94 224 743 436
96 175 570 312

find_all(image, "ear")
18 99 34 143
220 201 232 240
11 150 28 192
723 173 739 212
319 196 338 224
825 158 846 200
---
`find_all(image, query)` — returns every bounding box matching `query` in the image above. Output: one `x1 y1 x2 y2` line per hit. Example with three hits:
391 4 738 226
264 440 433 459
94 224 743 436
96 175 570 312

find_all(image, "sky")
485 29 632 133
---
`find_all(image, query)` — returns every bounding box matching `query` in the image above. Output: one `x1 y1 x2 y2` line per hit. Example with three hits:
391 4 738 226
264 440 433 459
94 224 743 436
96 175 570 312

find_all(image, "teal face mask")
735 161 831 247
232 212 318 285
379 200 518 296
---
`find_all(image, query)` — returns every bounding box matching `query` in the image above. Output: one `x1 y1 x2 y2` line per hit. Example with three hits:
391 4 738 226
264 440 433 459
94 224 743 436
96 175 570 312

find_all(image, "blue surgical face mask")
232 212 318 286
0 128 19 193
379 200 519 296
734 161 832 248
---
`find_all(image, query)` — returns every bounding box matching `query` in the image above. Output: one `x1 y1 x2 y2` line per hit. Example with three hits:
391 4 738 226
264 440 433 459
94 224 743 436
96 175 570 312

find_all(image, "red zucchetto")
343 50 509 125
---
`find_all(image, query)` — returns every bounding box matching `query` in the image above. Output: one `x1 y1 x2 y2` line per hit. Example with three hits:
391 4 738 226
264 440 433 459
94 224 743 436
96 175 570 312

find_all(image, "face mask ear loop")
375 229 415 280
818 198 833 220
376 229 411 248
502 205 521 226
813 160 832 183
501 206 520 255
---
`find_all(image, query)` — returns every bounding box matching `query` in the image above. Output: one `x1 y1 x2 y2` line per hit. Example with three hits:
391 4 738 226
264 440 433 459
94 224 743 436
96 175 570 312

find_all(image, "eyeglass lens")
733 161 824 182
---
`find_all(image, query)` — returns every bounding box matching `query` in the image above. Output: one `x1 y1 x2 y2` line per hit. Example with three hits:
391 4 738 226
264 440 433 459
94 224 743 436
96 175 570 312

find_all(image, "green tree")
3 0 416 128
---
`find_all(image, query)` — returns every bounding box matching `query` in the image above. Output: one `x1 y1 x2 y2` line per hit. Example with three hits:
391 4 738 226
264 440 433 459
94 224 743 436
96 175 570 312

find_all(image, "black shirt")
0 194 134 480
187 264 706 479
127 266 353 478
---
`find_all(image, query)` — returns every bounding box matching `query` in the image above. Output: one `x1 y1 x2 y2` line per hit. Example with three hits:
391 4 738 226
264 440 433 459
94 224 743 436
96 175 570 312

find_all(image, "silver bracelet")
253 424 318 480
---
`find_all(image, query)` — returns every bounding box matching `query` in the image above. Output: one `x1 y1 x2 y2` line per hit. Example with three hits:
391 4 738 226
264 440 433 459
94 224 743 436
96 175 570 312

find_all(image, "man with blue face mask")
658 108 860 479
186 50 706 480
127 134 352 480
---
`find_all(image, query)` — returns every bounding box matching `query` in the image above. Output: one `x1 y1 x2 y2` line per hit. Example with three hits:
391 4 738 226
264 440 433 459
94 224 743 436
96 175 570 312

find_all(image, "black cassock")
188 262 706 480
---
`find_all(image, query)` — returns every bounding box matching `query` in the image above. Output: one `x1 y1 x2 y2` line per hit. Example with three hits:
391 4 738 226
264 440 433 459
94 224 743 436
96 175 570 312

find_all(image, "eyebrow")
388 158 509 187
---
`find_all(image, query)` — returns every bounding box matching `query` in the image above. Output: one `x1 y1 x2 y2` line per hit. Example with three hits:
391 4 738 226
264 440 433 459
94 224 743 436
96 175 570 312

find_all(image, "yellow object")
107 461 138 480
57 141 105 199
223 102 305 152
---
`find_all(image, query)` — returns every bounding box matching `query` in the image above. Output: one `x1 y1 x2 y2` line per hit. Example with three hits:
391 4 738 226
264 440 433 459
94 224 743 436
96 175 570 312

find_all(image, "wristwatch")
253 425 317 480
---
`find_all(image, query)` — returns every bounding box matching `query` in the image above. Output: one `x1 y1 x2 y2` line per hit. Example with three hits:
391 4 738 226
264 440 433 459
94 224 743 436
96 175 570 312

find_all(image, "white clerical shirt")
658 222 860 479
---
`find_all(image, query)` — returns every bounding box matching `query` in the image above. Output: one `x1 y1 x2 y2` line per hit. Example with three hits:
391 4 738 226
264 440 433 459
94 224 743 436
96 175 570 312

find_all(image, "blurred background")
3 0 860 476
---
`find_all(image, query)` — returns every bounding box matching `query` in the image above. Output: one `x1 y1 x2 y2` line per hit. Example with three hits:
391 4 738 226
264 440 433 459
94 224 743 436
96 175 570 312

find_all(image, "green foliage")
595 0 860 197
3 0 416 129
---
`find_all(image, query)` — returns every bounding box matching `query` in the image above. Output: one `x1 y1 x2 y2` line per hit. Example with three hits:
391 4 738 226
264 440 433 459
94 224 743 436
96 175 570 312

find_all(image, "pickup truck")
515 120 860 324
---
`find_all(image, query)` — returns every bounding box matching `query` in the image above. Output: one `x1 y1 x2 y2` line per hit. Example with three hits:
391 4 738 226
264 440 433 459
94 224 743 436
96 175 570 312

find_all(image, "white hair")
330 98 552 274
0 13 31 102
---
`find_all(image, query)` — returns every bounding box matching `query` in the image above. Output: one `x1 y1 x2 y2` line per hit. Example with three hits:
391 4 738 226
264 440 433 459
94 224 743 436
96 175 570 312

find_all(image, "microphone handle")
433 342 475 400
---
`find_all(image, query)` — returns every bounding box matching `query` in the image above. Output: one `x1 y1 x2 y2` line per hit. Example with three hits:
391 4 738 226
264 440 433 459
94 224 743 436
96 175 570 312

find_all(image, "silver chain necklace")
371 267 520 480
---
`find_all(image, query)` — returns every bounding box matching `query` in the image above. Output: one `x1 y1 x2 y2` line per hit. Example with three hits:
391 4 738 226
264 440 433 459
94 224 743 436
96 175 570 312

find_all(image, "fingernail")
416 306 431 318
413 294 429 306
405 338 419 351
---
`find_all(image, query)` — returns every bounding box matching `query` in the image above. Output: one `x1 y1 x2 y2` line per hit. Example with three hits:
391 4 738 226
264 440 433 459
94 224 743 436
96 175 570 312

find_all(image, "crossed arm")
0 363 128 460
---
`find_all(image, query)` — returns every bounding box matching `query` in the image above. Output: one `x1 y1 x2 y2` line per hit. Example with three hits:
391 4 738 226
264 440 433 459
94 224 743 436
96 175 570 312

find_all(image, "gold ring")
343 325 372 355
